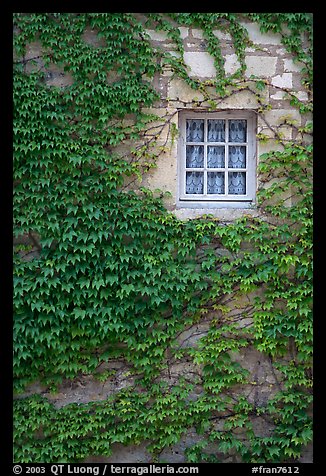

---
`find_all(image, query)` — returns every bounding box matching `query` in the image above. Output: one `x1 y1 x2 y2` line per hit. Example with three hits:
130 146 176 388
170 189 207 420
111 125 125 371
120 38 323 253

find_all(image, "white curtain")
228 172 246 194
207 172 225 194
184 118 247 196
186 119 204 142
186 145 204 168
186 172 204 194
229 120 246 142
229 146 246 168
207 146 225 168
208 120 225 142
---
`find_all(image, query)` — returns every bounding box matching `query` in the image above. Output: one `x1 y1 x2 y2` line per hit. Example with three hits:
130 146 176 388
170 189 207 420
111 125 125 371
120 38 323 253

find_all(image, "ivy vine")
13 13 313 463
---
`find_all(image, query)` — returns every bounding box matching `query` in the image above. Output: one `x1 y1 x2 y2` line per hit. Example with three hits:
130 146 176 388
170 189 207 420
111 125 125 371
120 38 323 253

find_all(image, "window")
178 111 257 208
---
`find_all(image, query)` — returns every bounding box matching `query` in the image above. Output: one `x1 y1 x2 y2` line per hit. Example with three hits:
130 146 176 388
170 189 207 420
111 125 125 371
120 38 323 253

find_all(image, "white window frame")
177 110 257 208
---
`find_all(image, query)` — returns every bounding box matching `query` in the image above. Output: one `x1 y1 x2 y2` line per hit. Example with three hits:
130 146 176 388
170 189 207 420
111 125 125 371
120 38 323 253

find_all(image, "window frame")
177 110 257 208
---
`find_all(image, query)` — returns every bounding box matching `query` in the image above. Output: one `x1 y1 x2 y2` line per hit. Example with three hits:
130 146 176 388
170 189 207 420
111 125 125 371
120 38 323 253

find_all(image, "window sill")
173 206 260 222
177 199 255 209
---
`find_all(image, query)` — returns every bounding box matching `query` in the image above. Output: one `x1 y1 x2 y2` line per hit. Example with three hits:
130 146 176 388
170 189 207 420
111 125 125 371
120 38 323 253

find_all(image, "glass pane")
186 145 204 168
207 146 225 168
186 119 204 142
207 172 225 194
228 172 246 194
186 172 204 194
228 146 246 168
229 120 247 142
208 119 225 142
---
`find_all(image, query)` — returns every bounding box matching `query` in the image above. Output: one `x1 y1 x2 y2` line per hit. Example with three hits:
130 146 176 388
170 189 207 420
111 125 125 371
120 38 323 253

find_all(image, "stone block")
176 323 211 348
271 73 293 88
245 56 277 78
168 78 204 102
215 88 268 109
167 50 182 58
146 29 169 42
191 28 204 39
278 125 293 140
241 21 282 45
213 29 232 41
183 51 217 78
263 108 301 127
25 41 43 60
224 54 241 75
139 107 177 144
143 143 177 194
161 67 174 77
178 27 189 39
23 42 45 73
44 65 74 88
186 42 199 49
82 28 106 48
271 91 287 100
258 141 284 156
293 91 309 101
283 58 304 73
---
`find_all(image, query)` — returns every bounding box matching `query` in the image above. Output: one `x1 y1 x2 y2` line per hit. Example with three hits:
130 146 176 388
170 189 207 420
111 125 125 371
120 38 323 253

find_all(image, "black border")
5 4 322 473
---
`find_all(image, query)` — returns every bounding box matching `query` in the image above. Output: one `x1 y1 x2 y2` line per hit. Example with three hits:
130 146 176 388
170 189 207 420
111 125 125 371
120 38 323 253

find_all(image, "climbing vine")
13 13 312 463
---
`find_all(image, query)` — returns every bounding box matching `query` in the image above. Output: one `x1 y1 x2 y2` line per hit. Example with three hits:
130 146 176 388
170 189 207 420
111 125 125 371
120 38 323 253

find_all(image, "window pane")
186 119 204 142
186 145 204 168
228 146 246 168
208 120 225 142
207 172 225 194
228 172 246 194
186 172 204 194
229 120 247 142
207 146 225 168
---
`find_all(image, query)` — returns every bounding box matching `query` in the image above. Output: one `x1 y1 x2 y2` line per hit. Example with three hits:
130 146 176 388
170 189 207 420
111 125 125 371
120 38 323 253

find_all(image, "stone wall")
20 19 311 224
137 19 312 222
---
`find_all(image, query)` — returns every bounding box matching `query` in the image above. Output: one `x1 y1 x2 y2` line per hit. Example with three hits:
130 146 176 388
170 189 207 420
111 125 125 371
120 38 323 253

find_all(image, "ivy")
13 13 312 464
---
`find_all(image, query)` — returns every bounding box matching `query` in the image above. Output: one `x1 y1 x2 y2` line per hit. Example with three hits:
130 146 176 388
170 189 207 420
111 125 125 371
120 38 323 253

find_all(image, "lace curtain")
186 119 246 144
185 118 247 196
229 146 246 168
186 145 204 168
186 172 245 195
208 120 225 142
228 172 246 194
186 119 204 142
207 172 225 194
186 172 203 194
207 146 225 168
186 172 246 195
229 120 246 142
